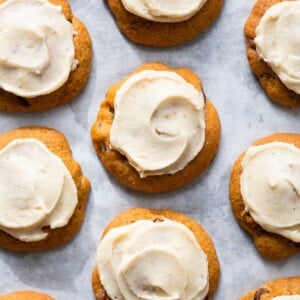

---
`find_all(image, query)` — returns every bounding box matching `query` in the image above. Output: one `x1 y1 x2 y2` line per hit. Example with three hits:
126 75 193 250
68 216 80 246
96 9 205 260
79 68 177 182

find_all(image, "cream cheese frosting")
97 219 209 300
255 1 300 94
273 297 300 300
120 0 208 22
0 139 77 242
240 142 300 243
0 0 76 98
110 70 206 177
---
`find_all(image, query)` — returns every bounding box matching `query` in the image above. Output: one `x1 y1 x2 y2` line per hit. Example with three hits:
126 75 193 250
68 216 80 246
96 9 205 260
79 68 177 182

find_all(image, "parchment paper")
0 0 300 299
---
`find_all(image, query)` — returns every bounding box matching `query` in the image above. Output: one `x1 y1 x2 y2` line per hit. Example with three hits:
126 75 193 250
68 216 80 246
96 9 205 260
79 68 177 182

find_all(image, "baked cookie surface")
0 0 92 112
0 126 90 252
92 208 220 300
229 133 300 260
245 0 300 109
91 62 221 193
0 291 54 300
240 277 300 300
107 0 224 47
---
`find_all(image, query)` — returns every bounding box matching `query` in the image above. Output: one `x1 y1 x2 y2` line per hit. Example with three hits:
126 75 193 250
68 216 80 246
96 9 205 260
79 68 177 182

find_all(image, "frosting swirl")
0 0 76 98
110 70 206 177
241 142 300 242
97 219 209 300
255 1 300 94
120 0 208 22
0 139 77 242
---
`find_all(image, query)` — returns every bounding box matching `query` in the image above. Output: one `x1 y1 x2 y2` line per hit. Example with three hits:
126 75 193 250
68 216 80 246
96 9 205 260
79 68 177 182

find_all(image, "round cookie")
0 0 92 112
245 0 300 109
91 62 221 193
107 0 224 47
92 208 220 300
229 133 300 260
0 291 53 300
0 126 90 252
240 277 300 300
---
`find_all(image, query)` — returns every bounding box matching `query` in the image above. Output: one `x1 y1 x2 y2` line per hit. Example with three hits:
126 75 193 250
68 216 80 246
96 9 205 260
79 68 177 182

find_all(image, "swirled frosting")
255 1 300 94
110 70 206 177
273 297 300 300
97 219 209 300
241 142 300 242
0 139 77 242
0 0 76 98
120 0 208 22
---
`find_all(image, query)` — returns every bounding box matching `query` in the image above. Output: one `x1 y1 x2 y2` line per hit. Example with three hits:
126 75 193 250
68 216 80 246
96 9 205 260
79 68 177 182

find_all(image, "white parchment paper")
0 0 300 299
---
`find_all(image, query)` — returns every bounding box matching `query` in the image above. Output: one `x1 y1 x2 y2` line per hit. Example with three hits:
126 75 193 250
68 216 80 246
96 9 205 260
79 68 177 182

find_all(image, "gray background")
0 0 300 299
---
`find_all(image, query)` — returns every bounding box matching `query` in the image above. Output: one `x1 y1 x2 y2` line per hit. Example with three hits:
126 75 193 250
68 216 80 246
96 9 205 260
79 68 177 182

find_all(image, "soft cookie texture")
245 0 300 109
0 291 54 300
240 277 300 300
229 133 300 260
0 0 92 112
0 126 90 252
92 208 220 300
107 0 224 47
91 62 221 193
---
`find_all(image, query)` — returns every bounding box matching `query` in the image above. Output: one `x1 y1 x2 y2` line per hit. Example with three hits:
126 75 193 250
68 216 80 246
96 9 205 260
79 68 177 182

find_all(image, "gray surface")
0 0 300 299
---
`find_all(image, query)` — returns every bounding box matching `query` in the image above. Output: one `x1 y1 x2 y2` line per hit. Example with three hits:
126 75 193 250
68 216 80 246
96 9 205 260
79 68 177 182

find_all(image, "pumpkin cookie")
91 62 221 193
245 0 300 108
92 208 220 300
0 291 54 300
240 277 300 300
107 0 224 47
0 126 90 252
0 0 92 112
229 133 300 260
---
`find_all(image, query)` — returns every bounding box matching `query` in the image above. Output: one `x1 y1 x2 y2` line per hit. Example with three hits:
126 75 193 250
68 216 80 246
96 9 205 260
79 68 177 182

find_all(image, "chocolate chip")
15 96 30 107
260 73 275 80
242 210 254 224
109 107 114 115
153 218 164 223
254 288 266 300
248 38 256 49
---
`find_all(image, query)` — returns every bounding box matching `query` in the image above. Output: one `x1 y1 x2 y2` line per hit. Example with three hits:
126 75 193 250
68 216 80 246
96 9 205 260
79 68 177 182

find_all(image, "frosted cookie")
92 208 220 300
0 0 92 112
0 126 90 252
240 277 300 300
91 62 221 193
229 133 300 260
245 0 300 108
0 291 54 300
107 0 224 47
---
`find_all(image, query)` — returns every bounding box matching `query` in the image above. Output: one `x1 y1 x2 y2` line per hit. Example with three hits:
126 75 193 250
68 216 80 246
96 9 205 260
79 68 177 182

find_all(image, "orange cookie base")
92 208 220 300
0 291 54 300
229 133 300 260
107 0 224 47
240 277 300 300
0 127 90 252
244 0 300 108
0 0 92 112
91 62 221 193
